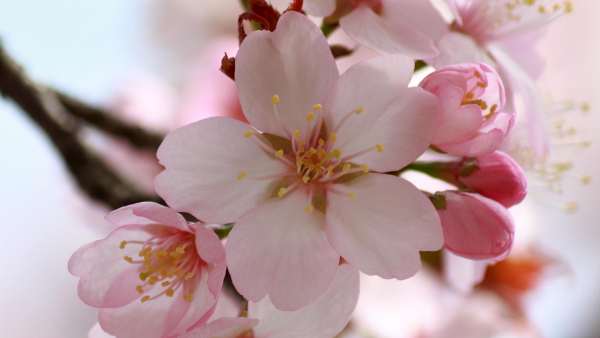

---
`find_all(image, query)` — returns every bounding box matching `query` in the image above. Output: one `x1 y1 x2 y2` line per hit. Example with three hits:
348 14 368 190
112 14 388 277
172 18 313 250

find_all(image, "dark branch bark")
55 90 164 151
0 42 161 209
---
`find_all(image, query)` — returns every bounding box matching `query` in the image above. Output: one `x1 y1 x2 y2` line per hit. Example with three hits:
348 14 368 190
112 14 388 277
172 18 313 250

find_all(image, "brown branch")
54 90 164 151
0 42 161 209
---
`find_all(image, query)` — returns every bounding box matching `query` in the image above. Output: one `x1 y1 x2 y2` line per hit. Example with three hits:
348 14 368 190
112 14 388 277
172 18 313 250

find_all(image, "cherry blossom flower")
89 264 360 338
434 0 574 157
156 12 443 310
419 63 514 157
69 202 227 338
433 191 514 260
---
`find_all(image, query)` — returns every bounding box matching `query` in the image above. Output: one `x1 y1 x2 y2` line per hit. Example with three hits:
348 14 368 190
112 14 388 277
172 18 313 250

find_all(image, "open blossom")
458 151 527 207
156 12 443 310
420 63 514 157
434 0 574 156
433 191 514 260
69 202 227 338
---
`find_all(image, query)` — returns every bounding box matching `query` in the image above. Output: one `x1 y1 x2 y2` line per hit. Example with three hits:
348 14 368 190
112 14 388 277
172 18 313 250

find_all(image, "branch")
0 42 161 209
54 90 164 151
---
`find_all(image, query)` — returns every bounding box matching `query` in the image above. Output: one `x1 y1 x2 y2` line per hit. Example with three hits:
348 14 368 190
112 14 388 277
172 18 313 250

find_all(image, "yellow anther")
271 95 281 105
293 129 302 139
184 294 194 302
141 296 151 303
237 171 248 181
564 1 573 13
165 288 175 297
329 132 337 143
581 102 591 112
312 103 323 111
342 163 352 173
123 256 134 263
185 272 195 280
139 272 150 281
119 241 127 249
355 106 364 114
563 201 578 213
161 281 170 287
331 149 342 159
302 175 310 184
360 164 369 173
306 111 316 122
244 130 254 138
148 276 158 285
157 250 168 258
318 138 325 147
275 149 284 158
304 204 315 213
277 187 288 198
375 144 384 153
136 285 144 294
347 192 357 200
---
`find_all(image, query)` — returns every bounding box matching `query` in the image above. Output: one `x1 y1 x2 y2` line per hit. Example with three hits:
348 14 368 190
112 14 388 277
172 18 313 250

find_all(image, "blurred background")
0 1 598 337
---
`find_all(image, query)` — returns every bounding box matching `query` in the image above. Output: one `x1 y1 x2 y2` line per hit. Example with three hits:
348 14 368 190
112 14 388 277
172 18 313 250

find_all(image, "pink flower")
69 202 227 338
156 12 443 310
89 264 360 338
420 63 514 157
433 191 514 260
458 151 527 207
435 0 574 156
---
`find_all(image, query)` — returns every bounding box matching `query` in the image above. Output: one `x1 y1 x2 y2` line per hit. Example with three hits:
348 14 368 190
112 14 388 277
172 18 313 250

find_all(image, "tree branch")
54 90 164 151
0 42 161 209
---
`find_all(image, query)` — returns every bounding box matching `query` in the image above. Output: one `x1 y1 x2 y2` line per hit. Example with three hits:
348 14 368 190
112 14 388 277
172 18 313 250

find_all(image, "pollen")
277 187 288 198
375 144 384 153
136 285 144 294
165 288 175 297
312 103 323 111
275 149 284 158
342 163 352 173
360 164 369 173
329 132 337 143
237 171 248 181
244 130 254 138
119 241 127 249
306 111 316 122
304 204 315 213
184 294 194 302
271 94 281 105
293 129 302 139
581 176 592 185
123 256 134 263
140 295 151 303
355 106 365 114
347 192 357 200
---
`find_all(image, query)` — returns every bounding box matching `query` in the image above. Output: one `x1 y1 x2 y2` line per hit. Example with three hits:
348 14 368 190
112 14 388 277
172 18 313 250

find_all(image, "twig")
55 90 164 151
0 42 161 209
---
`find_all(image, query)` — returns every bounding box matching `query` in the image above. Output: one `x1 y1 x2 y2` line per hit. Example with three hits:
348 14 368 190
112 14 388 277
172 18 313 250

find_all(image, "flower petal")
156 117 288 224
68 225 151 308
443 251 489 293
431 32 493 68
251 264 359 338
99 265 216 338
326 174 443 279
226 189 340 311
235 12 338 138
305 0 336 16
106 202 189 232
194 223 226 265
89 323 114 338
340 4 440 58
330 63 437 172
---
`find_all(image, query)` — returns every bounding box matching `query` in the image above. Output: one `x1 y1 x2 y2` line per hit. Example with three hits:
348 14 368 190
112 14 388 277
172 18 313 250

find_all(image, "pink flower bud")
420 63 514 157
433 191 514 260
459 151 527 208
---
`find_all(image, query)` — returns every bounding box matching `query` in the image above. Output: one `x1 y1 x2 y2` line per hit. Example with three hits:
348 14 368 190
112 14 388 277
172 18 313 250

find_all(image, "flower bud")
459 151 527 208
433 191 514 260
420 63 514 157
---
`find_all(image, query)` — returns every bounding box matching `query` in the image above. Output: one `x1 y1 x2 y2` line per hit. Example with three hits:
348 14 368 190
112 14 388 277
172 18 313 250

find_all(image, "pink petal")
326 173 443 279
99 265 216 338
181 318 258 338
329 56 435 172
193 223 226 265
432 92 483 145
156 117 288 224
251 264 359 338
431 32 492 68
235 12 338 138
226 189 340 311
438 129 505 157
439 192 514 260
68 225 151 308
106 202 190 232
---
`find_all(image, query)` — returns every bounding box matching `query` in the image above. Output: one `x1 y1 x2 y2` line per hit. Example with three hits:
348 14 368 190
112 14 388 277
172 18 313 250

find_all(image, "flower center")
120 230 198 303
460 71 498 119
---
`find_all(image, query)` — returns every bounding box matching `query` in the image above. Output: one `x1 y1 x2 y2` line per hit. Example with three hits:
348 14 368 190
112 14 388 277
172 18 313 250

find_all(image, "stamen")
244 130 254 138
312 103 323 111
277 187 288 198
306 111 316 122
271 95 281 105
376 144 384 153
